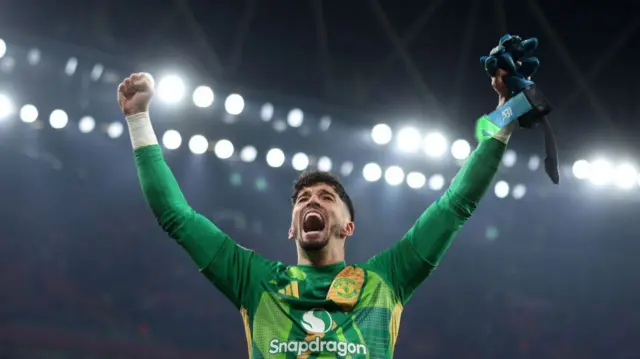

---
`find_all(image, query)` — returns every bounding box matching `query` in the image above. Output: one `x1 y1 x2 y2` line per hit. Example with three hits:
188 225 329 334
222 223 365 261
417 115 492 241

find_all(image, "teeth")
304 212 322 221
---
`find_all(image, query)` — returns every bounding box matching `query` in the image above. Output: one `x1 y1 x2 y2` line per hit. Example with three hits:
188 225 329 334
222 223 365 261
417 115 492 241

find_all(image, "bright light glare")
192 86 214 108
78 116 95 133
260 103 274 121
266 148 285 168
107 122 124 139
423 132 447 158
384 166 405 186
528 155 540 171
451 139 471 160
317 156 332 171
0 94 13 119
371 124 392 145
613 163 637 189
162 130 182 150
20 104 38 123
397 127 421 153
240 146 257 162
407 172 426 189
512 184 526 199
363 163 382 182
0 39 6 59
225 94 245 115
214 139 234 159
157 75 185 103
588 159 612 186
65 57 78 76
494 180 510 198
502 149 517 167
428 174 445 191
340 162 354 176
287 108 304 127
49 109 68 129
292 153 309 171
572 159 590 179
188 135 209 154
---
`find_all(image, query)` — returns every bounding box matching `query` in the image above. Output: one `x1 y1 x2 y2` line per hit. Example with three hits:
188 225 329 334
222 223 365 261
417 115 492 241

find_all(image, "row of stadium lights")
0 97 526 199
1 38 639 195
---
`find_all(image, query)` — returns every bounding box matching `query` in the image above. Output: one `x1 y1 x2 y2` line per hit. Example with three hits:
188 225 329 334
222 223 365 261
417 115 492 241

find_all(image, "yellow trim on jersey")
240 307 252 358
389 302 403 354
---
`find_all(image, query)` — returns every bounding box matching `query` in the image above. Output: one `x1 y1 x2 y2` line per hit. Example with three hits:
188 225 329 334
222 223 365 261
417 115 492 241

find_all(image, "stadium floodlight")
188 135 209 154
588 159 612 186
528 155 541 171
319 116 331 131
363 163 382 182
260 103 274 121
371 124 392 145
512 184 526 199
317 156 332 172
572 159 590 179
225 94 245 115
407 172 426 189
20 104 39 123
397 127 422 153
240 146 257 162
65 57 78 76
451 139 471 160
49 109 68 129
340 161 354 176
287 108 304 128
78 116 95 133
613 163 637 189
193 86 214 108
384 166 405 186
494 180 510 198
107 122 124 139
428 174 445 191
162 130 182 150
423 132 447 158
0 93 14 120
157 75 186 103
0 39 6 59
27 48 41 65
214 139 234 159
266 148 285 168
292 153 309 171
502 149 517 167
90 64 104 81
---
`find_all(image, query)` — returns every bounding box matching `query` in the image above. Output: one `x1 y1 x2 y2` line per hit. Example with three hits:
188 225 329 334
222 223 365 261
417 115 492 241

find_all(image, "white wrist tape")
493 123 513 144
125 112 158 150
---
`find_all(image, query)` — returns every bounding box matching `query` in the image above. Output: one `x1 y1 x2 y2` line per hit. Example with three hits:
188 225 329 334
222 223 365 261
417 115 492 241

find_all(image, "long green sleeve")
363 138 506 304
134 145 274 309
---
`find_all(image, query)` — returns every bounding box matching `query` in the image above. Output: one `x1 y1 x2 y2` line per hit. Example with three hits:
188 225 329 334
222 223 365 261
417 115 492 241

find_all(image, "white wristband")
125 112 158 150
492 123 513 144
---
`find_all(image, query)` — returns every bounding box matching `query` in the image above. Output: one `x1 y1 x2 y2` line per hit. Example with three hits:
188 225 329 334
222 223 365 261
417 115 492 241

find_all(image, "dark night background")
0 0 639 358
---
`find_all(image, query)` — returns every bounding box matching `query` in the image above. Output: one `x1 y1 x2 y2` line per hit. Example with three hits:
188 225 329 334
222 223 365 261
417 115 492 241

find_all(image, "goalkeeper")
117 70 511 358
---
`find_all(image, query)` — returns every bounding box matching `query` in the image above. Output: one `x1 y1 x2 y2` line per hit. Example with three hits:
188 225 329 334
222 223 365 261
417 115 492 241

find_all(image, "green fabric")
133 138 505 358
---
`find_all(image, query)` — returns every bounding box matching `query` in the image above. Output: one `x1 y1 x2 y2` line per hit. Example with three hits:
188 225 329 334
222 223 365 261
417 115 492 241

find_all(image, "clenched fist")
117 73 155 116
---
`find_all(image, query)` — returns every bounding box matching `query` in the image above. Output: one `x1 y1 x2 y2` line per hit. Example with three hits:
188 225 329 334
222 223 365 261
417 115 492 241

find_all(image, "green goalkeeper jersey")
133 138 506 358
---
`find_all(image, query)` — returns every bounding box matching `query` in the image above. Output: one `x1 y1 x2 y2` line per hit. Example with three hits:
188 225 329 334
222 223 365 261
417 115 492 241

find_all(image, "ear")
288 227 294 240
340 222 355 238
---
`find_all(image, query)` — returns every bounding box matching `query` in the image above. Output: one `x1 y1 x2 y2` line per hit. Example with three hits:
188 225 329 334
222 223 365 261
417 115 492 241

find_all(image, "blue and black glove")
480 34 559 184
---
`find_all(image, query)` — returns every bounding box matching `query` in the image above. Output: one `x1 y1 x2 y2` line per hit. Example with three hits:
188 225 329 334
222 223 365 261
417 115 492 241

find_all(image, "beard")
296 222 340 252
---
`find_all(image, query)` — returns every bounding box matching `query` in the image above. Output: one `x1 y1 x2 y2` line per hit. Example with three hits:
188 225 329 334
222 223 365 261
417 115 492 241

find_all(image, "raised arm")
118 73 273 309
364 73 513 305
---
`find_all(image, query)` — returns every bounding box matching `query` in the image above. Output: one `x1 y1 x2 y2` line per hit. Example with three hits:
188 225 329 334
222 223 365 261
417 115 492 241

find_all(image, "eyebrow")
297 188 337 200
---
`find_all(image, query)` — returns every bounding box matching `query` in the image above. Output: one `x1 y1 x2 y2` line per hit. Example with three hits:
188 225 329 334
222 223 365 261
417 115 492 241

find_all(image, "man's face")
290 183 352 251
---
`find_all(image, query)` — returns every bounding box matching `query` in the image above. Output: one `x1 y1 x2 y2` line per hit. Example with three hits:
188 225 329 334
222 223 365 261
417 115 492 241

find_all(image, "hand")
491 69 509 107
117 73 155 116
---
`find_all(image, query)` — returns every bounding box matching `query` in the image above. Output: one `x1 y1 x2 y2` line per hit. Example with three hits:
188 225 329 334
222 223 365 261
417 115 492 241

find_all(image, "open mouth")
302 211 326 233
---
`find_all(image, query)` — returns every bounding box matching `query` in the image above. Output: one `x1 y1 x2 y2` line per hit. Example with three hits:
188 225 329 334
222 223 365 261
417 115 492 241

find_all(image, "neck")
297 240 344 266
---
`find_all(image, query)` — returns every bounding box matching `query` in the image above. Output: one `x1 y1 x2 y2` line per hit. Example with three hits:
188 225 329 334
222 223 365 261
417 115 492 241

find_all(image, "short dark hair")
291 171 355 222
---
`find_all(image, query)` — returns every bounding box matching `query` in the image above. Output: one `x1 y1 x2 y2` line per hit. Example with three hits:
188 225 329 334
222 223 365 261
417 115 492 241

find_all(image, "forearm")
406 127 508 265
127 113 227 268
